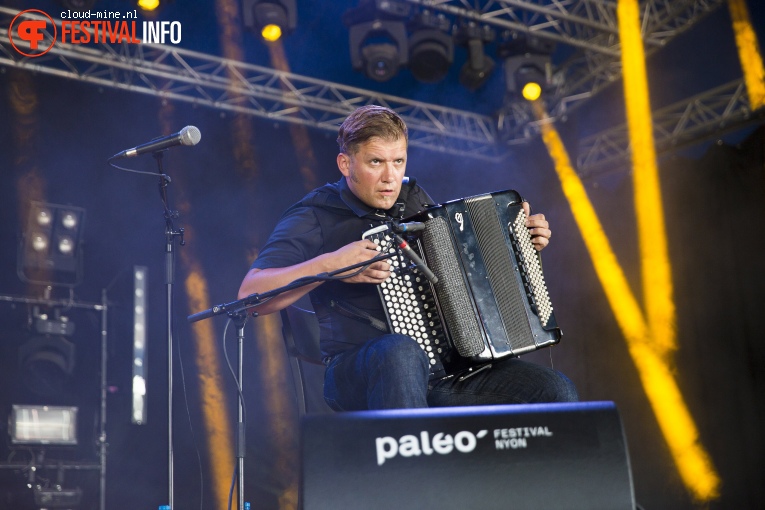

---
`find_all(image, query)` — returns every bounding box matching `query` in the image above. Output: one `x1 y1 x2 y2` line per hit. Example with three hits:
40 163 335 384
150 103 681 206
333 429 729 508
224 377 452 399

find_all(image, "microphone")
391 221 427 233
111 126 201 159
393 234 438 284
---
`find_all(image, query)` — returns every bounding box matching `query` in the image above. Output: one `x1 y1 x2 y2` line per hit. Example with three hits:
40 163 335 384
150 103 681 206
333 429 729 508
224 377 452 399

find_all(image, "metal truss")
0 6 501 160
405 0 721 55
421 0 728 141
576 79 764 175
0 2 739 157
551 0 724 114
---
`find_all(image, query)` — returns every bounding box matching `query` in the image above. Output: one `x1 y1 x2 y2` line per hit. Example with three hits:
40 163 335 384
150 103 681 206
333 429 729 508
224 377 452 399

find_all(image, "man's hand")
237 239 392 315
332 240 391 284
523 201 552 251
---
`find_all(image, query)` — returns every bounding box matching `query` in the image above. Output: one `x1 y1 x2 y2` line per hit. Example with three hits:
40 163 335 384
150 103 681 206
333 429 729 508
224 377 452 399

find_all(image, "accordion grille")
466 196 535 350
422 217 485 357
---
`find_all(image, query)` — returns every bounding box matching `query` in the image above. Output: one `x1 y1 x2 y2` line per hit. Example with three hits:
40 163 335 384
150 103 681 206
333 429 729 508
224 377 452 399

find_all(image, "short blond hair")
337 105 408 155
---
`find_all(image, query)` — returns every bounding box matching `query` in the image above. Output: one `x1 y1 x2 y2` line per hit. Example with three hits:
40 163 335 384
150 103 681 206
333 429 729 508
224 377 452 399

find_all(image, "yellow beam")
215 0 259 178
267 40 320 191
728 0 765 109
9 69 51 290
532 103 648 340
183 258 236 508
532 100 720 502
618 0 676 358
253 313 299 509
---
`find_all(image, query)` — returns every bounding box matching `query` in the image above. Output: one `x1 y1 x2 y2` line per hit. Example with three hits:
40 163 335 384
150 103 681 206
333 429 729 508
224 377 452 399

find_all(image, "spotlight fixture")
243 0 297 42
501 35 554 101
18 308 77 397
349 20 409 82
408 12 453 84
460 38 495 91
516 65 547 101
456 23 496 91
10 405 78 445
18 202 86 287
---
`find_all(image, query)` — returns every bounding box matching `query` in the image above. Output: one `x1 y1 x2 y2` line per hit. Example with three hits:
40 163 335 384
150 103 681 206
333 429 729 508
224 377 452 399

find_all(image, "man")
238 105 577 410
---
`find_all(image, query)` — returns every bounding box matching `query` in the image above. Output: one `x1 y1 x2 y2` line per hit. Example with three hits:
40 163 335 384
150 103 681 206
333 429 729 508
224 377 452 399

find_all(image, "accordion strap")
329 299 389 333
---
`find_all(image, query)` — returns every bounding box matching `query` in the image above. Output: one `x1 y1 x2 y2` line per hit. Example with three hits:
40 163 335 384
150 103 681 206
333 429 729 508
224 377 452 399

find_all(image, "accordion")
363 190 561 380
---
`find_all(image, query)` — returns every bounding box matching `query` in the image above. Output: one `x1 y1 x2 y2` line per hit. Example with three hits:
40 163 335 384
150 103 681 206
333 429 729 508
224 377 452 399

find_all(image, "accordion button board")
363 227 450 379
363 189 561 380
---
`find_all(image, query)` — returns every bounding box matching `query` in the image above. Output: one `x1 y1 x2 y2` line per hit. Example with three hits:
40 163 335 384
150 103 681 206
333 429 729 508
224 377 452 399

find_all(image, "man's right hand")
332 240 391 284
238 240 391 315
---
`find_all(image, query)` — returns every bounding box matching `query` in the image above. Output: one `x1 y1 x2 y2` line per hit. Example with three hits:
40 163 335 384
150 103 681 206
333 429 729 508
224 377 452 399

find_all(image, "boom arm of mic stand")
187 252 394 323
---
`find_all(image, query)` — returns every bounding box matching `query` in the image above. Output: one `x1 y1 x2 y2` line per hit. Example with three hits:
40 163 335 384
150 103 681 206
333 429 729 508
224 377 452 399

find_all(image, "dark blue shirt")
252 178 435 357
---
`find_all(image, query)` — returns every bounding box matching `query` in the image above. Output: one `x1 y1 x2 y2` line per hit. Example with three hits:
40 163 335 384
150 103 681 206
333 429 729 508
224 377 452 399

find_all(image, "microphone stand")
156 151 185 510
188 251 395 323
227 310 249 510
187 251 397 510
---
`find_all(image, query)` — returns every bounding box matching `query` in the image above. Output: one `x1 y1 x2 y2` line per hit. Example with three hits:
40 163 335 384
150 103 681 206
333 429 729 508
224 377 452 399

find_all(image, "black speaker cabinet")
301 401 635 510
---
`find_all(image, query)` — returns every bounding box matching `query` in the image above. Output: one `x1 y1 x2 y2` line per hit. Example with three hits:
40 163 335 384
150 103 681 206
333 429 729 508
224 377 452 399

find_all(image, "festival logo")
9 10 56 57
374 425 555 466
7 8 182 58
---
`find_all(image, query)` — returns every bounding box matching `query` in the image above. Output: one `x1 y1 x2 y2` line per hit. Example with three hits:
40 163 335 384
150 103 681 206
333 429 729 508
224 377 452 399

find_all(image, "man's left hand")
523 202 551 251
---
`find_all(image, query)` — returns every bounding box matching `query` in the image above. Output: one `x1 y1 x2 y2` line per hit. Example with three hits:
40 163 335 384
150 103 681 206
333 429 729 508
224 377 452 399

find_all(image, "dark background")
1 1 764 509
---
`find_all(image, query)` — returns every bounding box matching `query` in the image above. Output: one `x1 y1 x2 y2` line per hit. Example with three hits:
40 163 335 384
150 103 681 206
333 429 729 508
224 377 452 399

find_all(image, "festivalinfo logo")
8 8 183 58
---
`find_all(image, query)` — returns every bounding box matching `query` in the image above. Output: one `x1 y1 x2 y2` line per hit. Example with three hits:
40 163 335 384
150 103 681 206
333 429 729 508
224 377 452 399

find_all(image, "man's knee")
548 372 579 402
366 334 430 375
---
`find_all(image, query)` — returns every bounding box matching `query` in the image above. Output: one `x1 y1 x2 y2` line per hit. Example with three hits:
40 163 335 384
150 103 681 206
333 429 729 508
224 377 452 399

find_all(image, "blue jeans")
323 334 578 411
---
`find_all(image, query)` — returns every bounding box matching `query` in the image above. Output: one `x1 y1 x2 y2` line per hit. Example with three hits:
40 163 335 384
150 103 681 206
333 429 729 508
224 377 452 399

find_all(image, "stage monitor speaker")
301 401 635 510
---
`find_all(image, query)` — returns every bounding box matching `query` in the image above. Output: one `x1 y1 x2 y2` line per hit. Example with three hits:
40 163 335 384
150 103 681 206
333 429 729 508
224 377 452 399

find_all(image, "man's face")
337 136 407 210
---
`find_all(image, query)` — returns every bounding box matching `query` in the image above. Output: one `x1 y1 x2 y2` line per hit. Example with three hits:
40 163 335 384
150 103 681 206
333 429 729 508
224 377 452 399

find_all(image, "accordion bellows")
365 189 561 380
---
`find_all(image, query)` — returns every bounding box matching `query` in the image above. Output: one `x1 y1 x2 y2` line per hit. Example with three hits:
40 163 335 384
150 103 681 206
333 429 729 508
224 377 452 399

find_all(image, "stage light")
522 82 542 101
31 234 49 253
501 35 553 101
343 0 412 82
459 38 495 91
137 0 159 11
407 11 453 84
36 207 53 227
516 64 547 101
58 236 74 255
454 22 496 91
510 60 549 101
132 266 148 425
408 29 453 83
261 24 282 42
61 211 78 229
349 20 409 82
243 0 297 42
19 202 85 287
10 405 78 445
18 310 77 398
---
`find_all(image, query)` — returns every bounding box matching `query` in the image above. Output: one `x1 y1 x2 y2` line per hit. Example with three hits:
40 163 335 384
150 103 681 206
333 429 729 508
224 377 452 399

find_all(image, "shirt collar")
336 177 396 219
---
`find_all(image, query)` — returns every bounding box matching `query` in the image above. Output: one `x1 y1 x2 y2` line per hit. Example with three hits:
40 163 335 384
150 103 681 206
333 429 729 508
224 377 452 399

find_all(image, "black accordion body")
363 189 561 380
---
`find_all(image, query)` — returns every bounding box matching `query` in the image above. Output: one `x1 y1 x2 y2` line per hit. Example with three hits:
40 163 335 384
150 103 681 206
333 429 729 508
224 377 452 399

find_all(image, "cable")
107 158 172 183
222 318 247 510
176 316 205 510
